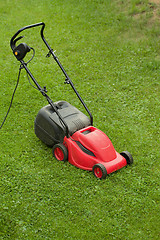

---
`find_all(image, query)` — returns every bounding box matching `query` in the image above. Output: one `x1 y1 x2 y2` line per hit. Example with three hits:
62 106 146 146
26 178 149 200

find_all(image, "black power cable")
0 66 22 129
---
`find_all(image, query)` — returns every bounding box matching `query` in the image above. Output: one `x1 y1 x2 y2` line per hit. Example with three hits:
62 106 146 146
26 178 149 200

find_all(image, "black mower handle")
10 22 93 132
10 22 45 50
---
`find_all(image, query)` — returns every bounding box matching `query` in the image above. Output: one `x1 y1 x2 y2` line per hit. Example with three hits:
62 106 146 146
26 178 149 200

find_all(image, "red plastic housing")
63 126 127 174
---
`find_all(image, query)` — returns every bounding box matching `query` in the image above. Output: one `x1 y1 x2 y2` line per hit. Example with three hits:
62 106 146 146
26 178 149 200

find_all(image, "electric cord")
0 66 21 129
26 73 39 91
26 47 35 65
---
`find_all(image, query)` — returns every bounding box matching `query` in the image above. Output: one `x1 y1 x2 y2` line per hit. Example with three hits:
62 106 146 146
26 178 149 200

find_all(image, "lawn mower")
10 22 133 179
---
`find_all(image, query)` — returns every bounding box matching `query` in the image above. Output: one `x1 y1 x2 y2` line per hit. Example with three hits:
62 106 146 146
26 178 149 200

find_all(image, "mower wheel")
120 151 133 165
92 164 107 179
52 143 68 162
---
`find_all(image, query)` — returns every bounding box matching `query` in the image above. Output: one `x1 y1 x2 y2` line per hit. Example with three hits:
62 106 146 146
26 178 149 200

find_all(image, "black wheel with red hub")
52 143 68 161
92 164 107 179
120 151 133 165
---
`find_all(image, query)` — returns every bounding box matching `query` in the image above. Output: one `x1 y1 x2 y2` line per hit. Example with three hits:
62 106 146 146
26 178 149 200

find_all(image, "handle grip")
10 22 45 50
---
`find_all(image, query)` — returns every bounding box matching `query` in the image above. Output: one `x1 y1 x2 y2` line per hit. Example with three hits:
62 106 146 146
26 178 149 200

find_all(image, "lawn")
0 0 159 239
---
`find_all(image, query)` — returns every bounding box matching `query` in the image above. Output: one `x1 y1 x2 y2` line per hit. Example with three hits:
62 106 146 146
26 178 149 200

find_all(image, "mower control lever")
12 36 24 49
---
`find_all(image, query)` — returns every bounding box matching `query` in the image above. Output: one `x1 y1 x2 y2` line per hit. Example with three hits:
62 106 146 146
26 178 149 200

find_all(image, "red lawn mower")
10 22 133 179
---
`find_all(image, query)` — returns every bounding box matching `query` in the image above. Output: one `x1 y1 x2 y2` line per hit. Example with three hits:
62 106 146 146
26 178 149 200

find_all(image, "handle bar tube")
10 22 45 50
40 26 93 125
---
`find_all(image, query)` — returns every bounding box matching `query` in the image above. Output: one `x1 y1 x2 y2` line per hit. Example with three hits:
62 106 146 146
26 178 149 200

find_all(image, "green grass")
0 0 159 239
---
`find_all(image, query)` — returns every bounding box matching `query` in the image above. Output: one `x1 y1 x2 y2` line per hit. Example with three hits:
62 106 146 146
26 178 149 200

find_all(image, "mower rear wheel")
52 143 68 162
120 151 133 165
92 164 107 179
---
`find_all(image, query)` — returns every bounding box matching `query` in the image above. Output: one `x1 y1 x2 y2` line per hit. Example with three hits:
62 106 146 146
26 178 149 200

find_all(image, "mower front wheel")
52 143 68 162
92 164 107 179
120 151 133 165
